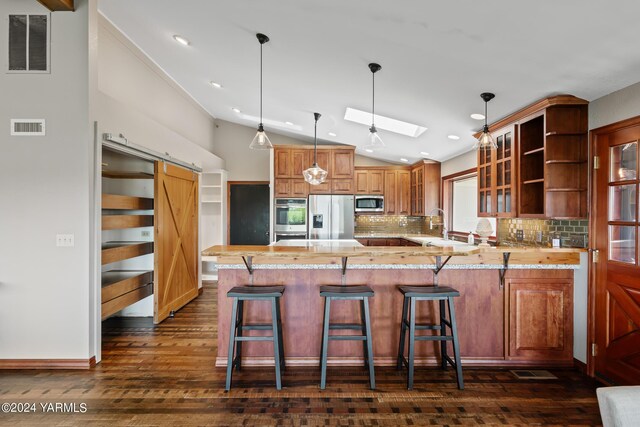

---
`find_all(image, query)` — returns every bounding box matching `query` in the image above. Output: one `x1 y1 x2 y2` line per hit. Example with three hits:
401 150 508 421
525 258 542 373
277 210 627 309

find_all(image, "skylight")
343 108 427 138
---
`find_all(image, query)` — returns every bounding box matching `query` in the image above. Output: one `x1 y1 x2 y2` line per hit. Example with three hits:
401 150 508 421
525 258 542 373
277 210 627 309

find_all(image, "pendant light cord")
484 99 488 128
314 118 318 163
260 42 263 125
372 71 375 127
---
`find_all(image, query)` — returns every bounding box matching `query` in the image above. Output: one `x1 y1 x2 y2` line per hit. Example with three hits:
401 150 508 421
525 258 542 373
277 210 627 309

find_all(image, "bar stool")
396 285 463 390
225 285 285 391
319 285 375 390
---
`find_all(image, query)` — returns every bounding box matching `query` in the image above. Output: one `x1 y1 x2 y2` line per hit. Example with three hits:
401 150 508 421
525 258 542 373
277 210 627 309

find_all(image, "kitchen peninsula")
204 242 582 368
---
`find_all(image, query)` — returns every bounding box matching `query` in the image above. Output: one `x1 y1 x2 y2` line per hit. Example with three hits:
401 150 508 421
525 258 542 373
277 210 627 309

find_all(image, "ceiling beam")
37 0 74 12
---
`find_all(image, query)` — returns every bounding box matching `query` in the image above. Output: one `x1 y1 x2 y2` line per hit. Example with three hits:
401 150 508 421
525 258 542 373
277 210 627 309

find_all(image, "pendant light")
364 63 384 151
474 92 498 150
249 33 273 150
303 113 328 185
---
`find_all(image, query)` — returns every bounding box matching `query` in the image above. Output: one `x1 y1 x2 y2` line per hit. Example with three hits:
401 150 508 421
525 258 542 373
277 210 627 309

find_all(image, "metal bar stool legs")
319 285 375 390
225 286 285 391
396 286 464 390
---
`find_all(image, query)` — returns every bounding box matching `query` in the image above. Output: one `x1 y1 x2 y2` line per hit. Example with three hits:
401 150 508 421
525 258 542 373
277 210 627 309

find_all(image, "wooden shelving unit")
200 170 227 280
101 155 156 319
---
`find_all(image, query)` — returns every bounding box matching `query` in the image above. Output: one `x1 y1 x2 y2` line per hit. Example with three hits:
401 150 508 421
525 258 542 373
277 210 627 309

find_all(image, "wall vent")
10 119 46 136
8 14 50 73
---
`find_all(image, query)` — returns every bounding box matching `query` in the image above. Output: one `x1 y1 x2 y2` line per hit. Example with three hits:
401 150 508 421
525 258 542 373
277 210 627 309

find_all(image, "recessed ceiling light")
231 107 241 113
173 35 190 46
400 158 409 162
328 132 337 137
447 135 460 140
209 81 223 89
420 152 430 156
344 108 427 137
471 113 485 120
365 149 374 153
285 121 294 126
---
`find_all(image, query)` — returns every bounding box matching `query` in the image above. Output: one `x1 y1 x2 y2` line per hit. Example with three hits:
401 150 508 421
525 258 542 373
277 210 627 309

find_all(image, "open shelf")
523 147 545 156
201 185 222 188
102 194 153 210
523 178 544 185
546 188 587 192
102 241 154 265
101 283 153 320
102 270 153 302
102 171 154 180
102 215 154 230
546 160 586 164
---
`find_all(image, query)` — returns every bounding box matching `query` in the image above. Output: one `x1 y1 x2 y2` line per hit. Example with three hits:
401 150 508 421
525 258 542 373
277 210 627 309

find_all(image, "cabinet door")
291 149 309 179
384 171 397 214
494 126 517 218
368 170 384 194
274 179 291 197
332 149 354 179
411 166 424 216
398 170 411 215
316 150 331 177
355 170 369 194
332 179 354 194
275 148 291 178
506 278 573 362
291 179 309 197
356 238 369 246
423 163 441 214
309 179 331 194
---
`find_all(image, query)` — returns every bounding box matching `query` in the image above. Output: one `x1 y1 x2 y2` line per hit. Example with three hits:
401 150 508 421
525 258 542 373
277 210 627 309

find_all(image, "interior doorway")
228 182 270 245
591 116 640 385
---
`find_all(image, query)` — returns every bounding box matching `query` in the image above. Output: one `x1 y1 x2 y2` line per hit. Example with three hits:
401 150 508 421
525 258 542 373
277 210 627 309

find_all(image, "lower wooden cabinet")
506 278 573 362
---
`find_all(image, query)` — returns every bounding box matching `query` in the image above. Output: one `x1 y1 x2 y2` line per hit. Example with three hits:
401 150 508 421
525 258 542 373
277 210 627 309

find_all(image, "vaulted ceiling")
99 0 640 163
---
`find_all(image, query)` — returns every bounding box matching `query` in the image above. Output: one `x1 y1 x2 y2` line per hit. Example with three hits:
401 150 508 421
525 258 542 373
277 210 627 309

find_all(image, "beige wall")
589 80 640 130
441 149 476 176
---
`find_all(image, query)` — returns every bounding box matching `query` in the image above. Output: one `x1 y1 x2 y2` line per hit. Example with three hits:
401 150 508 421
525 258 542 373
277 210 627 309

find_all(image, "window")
8 14 50 73
443 171 496 237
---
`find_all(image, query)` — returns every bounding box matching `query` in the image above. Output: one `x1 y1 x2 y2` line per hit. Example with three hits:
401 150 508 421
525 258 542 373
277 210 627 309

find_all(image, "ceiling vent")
8 14 50 73
11 119 46 136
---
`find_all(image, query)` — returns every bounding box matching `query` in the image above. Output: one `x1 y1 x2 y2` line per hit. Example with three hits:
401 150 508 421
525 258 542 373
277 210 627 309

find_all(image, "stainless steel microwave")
354 195 384 213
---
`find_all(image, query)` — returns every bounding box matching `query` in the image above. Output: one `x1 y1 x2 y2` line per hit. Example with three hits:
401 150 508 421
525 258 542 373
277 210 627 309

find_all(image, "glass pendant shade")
474 125 497 149
303 163 328 185
304 112 327 185
364 126 385 151
249 124 273 150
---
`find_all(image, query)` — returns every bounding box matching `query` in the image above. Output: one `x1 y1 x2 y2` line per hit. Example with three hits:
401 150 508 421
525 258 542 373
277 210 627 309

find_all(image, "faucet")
428 208 448 240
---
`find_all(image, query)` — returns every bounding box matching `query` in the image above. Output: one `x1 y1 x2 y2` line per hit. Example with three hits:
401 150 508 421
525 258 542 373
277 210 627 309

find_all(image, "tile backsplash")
355 215 441 235
497 218 589 248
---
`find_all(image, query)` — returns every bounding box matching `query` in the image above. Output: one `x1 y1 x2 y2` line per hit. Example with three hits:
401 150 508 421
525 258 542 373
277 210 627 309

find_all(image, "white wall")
441 149 476 176
0 0 94 360
97 15 223 171
589 80 640 130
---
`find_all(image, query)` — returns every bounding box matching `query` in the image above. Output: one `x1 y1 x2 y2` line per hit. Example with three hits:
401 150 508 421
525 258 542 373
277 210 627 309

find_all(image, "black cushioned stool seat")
396 285 463 390
319 285 375 390
225 285 285 391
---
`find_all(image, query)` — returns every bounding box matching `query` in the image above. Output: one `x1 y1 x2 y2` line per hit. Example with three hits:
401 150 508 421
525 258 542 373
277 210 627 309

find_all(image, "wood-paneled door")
592 118 640 385
154 162 199 324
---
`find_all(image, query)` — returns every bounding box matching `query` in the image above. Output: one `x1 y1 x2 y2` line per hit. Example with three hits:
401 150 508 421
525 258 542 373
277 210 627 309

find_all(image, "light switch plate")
56 234 74 247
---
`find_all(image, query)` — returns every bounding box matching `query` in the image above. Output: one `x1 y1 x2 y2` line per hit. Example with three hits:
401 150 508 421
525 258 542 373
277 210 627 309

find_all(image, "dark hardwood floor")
0 281 602 426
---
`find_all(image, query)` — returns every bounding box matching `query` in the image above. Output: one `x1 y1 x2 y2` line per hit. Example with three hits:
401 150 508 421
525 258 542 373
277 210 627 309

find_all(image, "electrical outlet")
516 229 524 242
141 230 151 238
56 234 74 247
569 233 587 248
536 231 543 243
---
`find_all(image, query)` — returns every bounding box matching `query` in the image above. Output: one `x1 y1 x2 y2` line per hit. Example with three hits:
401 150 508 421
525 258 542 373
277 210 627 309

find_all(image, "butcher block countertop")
202 243 584 268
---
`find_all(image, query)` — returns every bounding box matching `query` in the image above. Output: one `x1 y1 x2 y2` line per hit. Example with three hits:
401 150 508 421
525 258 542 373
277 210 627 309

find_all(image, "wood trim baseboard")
215 356 574 368
0 356 96 370
574 358 587 375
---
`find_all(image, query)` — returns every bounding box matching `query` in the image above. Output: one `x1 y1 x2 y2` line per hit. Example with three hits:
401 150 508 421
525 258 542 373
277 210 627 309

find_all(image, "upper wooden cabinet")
274 145 354 196
384 169 410 215
411 161 441 216
475 95 588 219
478 125 517 218
332 149 354 179
355 168 384 194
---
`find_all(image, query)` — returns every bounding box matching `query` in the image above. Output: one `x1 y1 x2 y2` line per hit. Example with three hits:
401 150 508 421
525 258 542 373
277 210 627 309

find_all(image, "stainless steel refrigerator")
308 195 355 239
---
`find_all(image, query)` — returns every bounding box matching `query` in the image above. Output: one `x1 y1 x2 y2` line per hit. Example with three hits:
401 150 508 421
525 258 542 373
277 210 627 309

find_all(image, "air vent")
8 14 50 73
11 119 46 136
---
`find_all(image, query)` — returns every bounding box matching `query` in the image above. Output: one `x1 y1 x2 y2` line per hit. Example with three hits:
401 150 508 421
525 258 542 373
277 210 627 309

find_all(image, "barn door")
592 120 640 384
154 161 199 323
